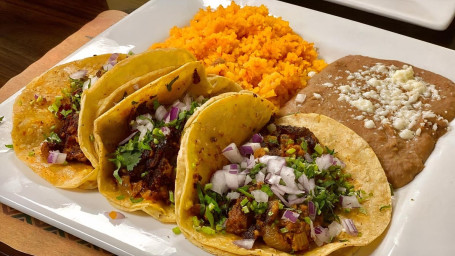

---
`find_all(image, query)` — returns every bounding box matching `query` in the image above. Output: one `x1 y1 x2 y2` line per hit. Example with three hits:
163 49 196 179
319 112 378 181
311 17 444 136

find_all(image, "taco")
94 61 242 222
11 53 128 189
176 92 392 255
79 48 196 168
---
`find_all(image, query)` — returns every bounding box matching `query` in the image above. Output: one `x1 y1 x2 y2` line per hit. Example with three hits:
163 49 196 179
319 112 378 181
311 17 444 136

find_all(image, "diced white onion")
222 143 244 164
225 172 240 190
226 192 240 200
341 218 358 236
280 166 298 189
233 239 255 249
47 150 67 164
341 195 361 209
315 154 333 171
328 221 343 239
251 190 268 203
69 70 87 79
267 158 285 174
210 170 228 195
155 105 167 121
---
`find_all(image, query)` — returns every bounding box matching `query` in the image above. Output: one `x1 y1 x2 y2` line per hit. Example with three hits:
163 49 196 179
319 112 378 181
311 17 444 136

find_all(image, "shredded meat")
41 110 89 164
119 102 181 204
225 197 252 235
260 124 319 156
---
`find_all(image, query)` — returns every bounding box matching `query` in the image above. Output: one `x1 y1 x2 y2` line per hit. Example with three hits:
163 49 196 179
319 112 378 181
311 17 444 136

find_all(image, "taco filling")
191 122 367 253
110 94 206 204
40 54 121 165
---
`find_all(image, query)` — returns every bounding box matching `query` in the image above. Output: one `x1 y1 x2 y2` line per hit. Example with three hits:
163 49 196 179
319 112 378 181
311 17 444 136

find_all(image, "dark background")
1 0 454 87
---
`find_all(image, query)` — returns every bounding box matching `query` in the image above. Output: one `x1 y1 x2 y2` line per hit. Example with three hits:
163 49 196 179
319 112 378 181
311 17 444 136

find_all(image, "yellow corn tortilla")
94 61 242 222
79 48 196 168
11 53 127 189
176 92 392 255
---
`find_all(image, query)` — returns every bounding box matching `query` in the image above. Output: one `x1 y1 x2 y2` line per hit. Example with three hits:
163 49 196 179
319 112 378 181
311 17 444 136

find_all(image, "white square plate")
326 0 455 30
1 0 455 255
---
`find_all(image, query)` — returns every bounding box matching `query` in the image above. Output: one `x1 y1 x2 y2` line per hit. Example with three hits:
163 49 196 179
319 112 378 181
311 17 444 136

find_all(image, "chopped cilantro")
339 239 349 242
379 205 391 211
152 99 160 110
200 226 215 235
172 226 181 235
89 134 95 142
28 151 35 156
131 100 138 105
116 195 125 200
60 109 72 118
169 191 175 204
314 144 323 155
166 76 179 91
0 116 4 122
130 197 143 203
5 144 13 149
46 132 61 143
280 227 289 233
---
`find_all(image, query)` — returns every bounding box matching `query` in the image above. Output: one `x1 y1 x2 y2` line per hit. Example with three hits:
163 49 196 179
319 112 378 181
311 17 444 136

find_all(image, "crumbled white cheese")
308 71 317 77
334 63 446 140
349 98 374 113
364 119 376 129
322 82 333 87
313 93 322 99
295 93 306 104
399 129 414 140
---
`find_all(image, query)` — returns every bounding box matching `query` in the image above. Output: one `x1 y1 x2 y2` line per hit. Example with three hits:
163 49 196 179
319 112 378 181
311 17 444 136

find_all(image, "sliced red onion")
155 105 167 121
226 191 240 200
255 171 265 183
333 157 346 168
70 70 87 79
119 131 138 145
47 150 67 164
308 201 316 220
233 239 255 249
295 93 307 104
168 107 180 122
282 209 300 223
223 164 239 170
288 197 306 205
240 143 261 156
328 221 343 239
34 94 38 100
108 53 119 66
210 170 228 195
183 94 192 109
314 226 330 246
161 127 171 136
341 218 358 236
298 173 315 193
315 154 333 171
222 143 244 164
270 185 290 207
304 153 313 163
228 169 239 174
225 172 240 190
251 133 263 143
251 190 268 203
248 154 256 167
276 184 305 195
172 100 187 111
280 166 298 189
267 158 286 174
340 195 361 209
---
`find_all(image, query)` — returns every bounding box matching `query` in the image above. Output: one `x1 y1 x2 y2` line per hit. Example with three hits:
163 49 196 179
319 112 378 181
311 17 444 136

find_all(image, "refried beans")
280 55 455 188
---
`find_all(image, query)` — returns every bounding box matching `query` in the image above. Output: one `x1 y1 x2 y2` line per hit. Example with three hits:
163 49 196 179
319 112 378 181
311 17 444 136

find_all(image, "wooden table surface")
1 0 455 88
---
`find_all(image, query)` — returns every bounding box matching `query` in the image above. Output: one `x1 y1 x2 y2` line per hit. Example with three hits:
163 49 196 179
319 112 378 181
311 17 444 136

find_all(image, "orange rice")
150 2 326 106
